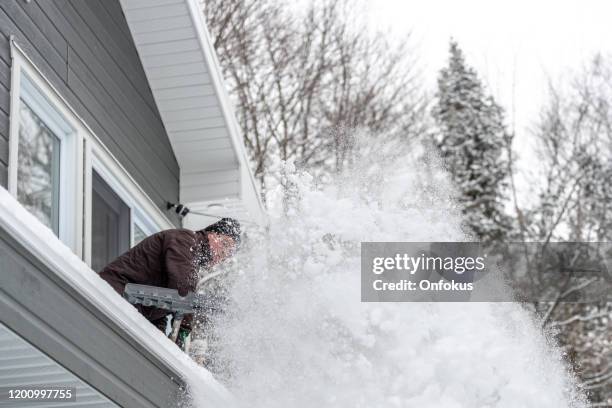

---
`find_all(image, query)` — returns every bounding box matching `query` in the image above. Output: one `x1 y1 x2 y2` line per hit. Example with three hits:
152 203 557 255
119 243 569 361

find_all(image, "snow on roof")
119 0 265 227
0 187 233 406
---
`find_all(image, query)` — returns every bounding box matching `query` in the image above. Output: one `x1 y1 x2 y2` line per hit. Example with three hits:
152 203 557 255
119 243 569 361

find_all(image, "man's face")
208 232 237 264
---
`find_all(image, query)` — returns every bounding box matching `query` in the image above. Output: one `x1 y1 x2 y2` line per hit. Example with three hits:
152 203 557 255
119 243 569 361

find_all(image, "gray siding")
0 0 180 226
0 33 9 188
0 226 184 408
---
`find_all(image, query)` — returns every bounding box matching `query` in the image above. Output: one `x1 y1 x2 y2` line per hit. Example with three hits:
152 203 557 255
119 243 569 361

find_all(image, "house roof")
0 188 232 406
118 0 265 226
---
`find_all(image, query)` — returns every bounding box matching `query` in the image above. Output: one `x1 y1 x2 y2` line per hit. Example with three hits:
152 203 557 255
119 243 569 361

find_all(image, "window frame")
9 46 82 254
16 99 62 233
84 137 170 266
8 39 174 266
88 151 160 248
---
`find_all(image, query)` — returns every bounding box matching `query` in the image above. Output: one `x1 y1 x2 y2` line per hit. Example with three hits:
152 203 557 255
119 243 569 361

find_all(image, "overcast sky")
366 0 612 145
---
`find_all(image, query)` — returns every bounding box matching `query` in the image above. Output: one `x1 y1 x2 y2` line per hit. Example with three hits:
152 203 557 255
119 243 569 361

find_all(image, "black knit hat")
203 218 241 243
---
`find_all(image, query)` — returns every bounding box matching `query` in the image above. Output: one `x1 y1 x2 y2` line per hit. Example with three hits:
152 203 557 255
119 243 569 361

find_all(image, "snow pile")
195 146 586 408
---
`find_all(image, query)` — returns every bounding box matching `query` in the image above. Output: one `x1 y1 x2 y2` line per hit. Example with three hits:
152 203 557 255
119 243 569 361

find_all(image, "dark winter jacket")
99 229 211 322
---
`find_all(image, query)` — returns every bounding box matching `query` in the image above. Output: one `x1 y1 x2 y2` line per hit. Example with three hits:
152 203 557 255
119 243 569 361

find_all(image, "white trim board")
119 0 266 226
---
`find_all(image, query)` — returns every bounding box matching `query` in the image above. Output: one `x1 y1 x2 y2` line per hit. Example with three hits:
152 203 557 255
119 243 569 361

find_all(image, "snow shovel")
123 283 199 350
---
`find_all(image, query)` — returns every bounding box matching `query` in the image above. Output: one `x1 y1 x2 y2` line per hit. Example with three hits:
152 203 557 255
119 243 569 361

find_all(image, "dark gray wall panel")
0 134 7 167
66 66 180 217
100 0 133 39
0 31 9 64
0 42 7 186
0 7 66 83
0 0 181 226
0 16 10 188
0 83 8 116
0 227 184 408
0 164 6 187
4 0 68 59
0 51 9 187
37 0 178 175
0 3 68 78
0 109 6 136
67 0 158 113
0 58 9 89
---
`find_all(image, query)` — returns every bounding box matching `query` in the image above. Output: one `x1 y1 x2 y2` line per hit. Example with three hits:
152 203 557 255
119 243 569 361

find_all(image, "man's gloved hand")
175 314 192 349
178 327 190 344
176 326 191 350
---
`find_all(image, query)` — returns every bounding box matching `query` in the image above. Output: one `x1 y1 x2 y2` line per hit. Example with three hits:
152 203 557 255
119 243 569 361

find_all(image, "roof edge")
183 0 265 222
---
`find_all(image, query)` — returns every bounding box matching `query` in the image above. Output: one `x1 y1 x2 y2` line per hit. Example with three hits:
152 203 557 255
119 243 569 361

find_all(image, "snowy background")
198 0 612 405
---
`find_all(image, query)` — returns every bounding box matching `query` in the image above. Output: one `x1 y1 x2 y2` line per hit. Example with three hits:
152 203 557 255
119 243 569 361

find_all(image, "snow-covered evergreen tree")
433 41 511 244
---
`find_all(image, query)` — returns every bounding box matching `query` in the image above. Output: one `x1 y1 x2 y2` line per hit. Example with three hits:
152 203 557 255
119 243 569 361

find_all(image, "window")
10 69 80 252
133 223 148 246
87 153 163 271
9 40 172 267
17 101 61 233
91 170 131 272
133 207 158 246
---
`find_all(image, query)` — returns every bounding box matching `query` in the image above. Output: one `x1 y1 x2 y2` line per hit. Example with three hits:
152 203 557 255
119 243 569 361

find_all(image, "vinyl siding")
0 0 180 226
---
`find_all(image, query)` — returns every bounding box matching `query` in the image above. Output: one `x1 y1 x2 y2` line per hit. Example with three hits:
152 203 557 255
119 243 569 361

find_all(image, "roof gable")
119 0 265 225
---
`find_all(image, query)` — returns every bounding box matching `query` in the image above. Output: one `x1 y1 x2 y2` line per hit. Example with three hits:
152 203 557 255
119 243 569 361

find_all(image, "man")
99 217 240 332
